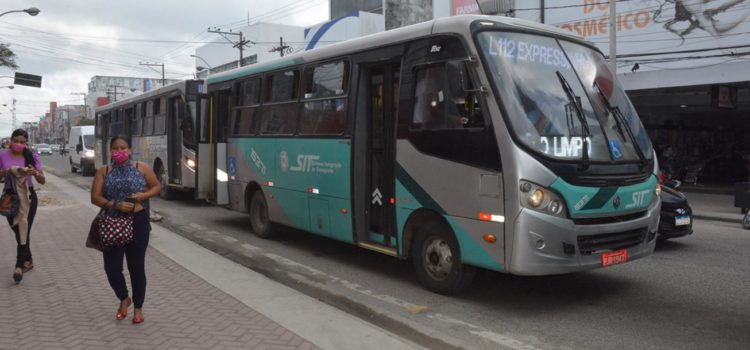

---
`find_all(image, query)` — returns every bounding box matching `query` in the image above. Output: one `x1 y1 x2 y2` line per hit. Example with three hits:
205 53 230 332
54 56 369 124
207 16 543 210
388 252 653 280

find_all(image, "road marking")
430 314 544 350
241 243 262 252
221 235 238 243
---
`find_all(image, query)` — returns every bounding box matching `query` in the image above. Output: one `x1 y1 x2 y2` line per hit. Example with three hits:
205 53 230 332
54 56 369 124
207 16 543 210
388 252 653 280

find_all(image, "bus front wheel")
249 190 275 238
412 221 476 295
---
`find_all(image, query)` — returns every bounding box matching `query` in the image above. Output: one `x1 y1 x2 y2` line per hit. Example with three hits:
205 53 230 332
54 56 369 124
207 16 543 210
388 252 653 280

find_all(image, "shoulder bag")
0 173 19 217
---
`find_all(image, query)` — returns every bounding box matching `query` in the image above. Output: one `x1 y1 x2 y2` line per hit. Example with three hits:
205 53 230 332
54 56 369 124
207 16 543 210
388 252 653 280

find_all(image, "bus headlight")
520 181 567 218
84 150 95 158
185 157 196 171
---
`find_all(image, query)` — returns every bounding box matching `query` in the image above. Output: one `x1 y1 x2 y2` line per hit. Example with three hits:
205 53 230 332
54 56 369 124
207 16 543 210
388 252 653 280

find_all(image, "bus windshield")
476 31 653 163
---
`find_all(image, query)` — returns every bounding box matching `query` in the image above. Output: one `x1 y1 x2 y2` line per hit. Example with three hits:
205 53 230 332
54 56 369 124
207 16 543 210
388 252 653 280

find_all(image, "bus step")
358 242 398 257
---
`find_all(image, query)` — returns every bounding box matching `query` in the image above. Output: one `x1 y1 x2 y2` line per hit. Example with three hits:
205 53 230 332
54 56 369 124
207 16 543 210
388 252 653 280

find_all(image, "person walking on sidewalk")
0 129 45 283
90 136 160 324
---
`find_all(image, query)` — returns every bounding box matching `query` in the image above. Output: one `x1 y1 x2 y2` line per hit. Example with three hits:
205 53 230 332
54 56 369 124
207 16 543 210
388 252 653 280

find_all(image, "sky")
0 0 329 136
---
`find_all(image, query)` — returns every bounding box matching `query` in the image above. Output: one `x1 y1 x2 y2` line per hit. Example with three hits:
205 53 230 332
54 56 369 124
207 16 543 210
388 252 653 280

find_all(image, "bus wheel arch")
405 209 476 295
245 183 276 238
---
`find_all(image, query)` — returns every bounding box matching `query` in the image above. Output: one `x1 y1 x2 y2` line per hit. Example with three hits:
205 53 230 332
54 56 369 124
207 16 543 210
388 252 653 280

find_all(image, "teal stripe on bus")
551 175 658 218
395 163 502 271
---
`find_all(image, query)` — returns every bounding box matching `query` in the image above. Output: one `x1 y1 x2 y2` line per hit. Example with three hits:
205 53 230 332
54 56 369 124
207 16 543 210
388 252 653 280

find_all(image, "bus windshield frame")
475 30 653 164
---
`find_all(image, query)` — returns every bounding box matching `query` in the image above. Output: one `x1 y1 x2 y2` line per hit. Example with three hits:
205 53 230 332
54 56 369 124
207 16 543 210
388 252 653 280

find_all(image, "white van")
69 125 96 176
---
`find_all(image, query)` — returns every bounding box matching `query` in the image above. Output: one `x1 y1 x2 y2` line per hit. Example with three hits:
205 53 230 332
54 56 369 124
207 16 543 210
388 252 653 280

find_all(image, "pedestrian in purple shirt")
0 129 45 283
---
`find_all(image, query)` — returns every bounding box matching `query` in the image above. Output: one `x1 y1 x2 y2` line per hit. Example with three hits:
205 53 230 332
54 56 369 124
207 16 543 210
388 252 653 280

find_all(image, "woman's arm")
129 161 161 202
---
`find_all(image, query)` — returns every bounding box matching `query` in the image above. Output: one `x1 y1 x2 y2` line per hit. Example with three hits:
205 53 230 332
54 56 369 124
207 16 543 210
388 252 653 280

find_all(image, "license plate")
602 249 628 267
675 215 691 226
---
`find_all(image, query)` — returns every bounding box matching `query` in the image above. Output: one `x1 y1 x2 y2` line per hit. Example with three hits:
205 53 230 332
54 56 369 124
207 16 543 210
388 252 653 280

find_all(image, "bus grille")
577 227 647 255
572 211 646 225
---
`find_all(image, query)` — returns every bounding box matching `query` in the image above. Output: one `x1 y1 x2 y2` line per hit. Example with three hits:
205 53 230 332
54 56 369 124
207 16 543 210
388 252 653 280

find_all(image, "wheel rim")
251 194 268 233
422 236 454 281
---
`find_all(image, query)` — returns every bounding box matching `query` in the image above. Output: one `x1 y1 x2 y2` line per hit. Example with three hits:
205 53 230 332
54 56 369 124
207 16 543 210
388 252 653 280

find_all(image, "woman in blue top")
90 136 159 324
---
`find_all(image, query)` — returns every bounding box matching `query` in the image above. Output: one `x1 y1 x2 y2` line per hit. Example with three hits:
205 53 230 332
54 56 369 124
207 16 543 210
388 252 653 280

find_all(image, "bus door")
168 96 183 185
212 89 232 205
353 61 401 255
196 93 211 200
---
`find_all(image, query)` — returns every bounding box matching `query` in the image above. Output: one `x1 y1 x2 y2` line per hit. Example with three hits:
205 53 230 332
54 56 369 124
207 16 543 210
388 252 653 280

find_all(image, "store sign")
452 0 481 15
545 1 750 72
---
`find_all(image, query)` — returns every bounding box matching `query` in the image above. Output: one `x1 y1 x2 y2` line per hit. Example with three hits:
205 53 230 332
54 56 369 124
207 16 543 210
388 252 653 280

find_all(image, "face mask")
111 150 130 165
10 143 25 153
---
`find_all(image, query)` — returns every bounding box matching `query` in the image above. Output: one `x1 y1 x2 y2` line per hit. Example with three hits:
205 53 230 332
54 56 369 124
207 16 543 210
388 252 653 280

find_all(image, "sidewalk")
0 174 422 350
680 188 745 224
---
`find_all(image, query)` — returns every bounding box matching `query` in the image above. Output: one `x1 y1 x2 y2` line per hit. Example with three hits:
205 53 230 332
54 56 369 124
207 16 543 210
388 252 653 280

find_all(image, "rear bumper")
508 199 660 276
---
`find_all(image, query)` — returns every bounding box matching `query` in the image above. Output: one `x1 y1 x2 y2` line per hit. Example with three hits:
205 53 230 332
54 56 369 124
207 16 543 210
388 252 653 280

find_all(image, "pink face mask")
10 143 25 153
111 150 130 165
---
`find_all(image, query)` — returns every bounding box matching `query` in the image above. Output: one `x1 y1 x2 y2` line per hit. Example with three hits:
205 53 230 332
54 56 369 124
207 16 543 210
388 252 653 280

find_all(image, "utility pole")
269 37 291 57
106 85 126 103
208 27 255 67
609 0 617 78
11 98 17 131
139 62 165 86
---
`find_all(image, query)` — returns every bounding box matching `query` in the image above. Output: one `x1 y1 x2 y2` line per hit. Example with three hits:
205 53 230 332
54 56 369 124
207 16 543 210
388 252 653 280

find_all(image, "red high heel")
116 298 131 321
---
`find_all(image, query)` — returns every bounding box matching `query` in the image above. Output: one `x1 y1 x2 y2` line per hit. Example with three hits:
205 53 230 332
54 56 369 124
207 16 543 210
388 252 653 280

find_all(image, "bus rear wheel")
412 221 476 295
249 190 275 238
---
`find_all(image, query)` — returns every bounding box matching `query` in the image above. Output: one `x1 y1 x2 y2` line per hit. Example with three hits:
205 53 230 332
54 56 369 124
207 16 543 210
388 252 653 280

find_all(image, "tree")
77 118 95 126
0 43 19 70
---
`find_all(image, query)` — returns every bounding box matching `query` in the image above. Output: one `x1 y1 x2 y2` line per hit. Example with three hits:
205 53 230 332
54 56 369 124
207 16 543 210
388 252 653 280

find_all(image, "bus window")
303 61 348 99
133 103 143 135
300 99 347 135
259 104 297 135
412 64 481 131
265 69 299 102
233 108 261 135
241 78 261 106
154 114 166 135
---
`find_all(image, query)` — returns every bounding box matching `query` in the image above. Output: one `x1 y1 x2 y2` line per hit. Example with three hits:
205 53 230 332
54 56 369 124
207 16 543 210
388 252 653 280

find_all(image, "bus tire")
412 221 476 295
156 162 175 200
248 189 275 238
743 212 750 230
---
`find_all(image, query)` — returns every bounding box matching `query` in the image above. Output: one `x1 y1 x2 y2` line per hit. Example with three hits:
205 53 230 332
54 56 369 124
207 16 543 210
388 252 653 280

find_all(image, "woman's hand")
116 201 136 213
129 192 148 202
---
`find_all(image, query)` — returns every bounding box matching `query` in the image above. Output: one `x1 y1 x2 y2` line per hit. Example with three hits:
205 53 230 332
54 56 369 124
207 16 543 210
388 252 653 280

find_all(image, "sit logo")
290 154 320 172
626 190 651 209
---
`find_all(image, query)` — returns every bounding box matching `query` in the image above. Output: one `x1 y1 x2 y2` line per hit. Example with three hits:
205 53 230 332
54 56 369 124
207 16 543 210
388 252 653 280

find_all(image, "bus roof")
207 15 587 85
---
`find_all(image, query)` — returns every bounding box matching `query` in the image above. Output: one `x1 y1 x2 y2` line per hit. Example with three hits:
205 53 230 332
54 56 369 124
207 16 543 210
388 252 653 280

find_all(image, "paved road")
42 154 750 350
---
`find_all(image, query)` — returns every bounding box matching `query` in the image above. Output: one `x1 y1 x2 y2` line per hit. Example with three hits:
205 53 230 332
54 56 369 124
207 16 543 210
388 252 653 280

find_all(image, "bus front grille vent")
577 227 648 255
572 211 646 225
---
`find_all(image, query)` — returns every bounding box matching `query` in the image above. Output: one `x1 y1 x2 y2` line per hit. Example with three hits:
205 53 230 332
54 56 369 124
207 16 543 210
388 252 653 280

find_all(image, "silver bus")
95 80 205 199
200 15 661 294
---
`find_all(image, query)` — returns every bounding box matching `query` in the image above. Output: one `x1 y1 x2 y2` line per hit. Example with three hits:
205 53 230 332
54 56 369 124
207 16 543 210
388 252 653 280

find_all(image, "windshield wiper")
593 81 647 167
556 71 590 170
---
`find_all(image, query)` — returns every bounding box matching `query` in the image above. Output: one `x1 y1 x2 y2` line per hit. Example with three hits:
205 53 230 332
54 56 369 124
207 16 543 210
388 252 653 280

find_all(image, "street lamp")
190 54 212 69
0 7 40 17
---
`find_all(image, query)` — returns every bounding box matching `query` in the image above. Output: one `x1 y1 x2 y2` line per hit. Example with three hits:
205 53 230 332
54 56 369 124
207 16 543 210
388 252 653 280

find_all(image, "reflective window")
233 107 261 135
259 104 298 134
412 64 484 131
265 70 299 102
300 99 347 135
303 61 348 99
240 78 261 106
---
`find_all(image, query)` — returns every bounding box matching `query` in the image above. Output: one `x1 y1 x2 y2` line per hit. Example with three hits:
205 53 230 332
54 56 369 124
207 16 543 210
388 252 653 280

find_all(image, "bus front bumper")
508 199 660 276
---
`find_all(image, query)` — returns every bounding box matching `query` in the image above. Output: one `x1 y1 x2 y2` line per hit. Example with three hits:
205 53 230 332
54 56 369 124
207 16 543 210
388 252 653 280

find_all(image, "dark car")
658 186 693 240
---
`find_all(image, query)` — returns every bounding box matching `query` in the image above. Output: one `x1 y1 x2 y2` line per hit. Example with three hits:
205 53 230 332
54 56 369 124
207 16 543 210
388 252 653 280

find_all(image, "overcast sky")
0 0 329 136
